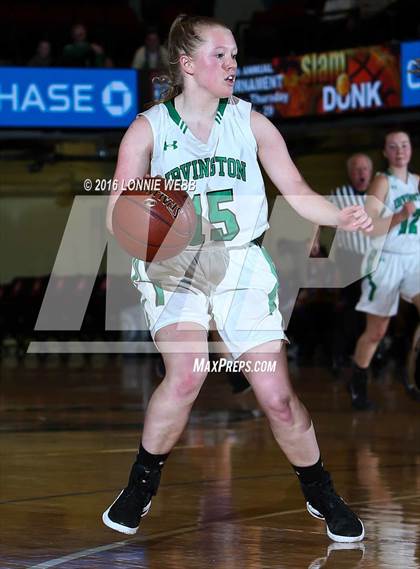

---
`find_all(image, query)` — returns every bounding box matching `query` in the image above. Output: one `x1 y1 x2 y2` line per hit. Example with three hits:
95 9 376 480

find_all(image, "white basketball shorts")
356 248 420 317
131 241 287 359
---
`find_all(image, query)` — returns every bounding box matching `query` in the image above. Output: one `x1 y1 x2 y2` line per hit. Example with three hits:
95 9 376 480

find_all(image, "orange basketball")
112 177 197 262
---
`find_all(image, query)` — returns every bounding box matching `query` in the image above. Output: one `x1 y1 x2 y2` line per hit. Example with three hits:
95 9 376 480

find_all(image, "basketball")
112 177 197 262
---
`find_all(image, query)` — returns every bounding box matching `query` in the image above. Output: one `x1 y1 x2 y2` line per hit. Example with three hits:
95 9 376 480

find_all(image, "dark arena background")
1 1 420 568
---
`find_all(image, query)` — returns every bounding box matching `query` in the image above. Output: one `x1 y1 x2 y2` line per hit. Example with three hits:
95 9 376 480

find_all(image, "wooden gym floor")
1 353 419 569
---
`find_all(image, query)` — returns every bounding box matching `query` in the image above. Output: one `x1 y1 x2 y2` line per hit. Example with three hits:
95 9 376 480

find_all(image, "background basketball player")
350 131 420 410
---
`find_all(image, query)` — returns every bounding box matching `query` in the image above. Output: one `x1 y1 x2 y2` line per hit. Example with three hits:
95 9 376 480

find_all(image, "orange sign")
234 45 400 118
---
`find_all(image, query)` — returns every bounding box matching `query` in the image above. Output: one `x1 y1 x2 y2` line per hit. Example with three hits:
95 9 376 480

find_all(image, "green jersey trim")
163 98 229 133
163 99 188 133
215 98 228 124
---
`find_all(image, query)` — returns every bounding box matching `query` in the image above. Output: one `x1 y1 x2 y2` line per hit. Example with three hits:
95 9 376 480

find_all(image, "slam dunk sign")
234 45 400 118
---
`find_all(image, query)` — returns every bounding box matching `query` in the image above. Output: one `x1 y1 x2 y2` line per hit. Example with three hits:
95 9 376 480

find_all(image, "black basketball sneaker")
300 472 365 542
102 462 161 535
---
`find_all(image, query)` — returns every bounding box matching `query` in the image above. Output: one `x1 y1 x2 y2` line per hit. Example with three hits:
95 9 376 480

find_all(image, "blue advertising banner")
0 67 138 128
401 41 420 108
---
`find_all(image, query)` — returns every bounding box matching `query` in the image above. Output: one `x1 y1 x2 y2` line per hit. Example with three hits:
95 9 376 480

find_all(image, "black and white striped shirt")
331 185 371 255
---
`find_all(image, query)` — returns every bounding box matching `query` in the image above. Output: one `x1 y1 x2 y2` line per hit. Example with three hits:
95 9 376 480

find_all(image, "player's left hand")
337 205 373 233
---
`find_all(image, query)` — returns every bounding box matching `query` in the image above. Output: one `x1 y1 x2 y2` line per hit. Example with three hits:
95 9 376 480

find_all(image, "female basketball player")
103 14 372 542
350 131 420 409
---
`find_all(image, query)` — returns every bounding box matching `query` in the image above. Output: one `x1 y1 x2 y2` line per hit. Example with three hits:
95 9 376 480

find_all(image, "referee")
332 153 373 367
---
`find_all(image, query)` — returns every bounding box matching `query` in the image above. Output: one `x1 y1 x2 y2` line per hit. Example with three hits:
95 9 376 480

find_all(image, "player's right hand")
337 205 373 233
402 202 417 218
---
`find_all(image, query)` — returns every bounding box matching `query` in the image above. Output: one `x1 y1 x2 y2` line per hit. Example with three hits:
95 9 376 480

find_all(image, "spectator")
27 40 52 67
322 0 358 21
132 28 168 70
321 0 359 48
62 24 105 67
331 153 373 367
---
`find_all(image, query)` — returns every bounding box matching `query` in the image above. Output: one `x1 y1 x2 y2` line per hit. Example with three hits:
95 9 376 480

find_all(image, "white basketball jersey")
140 96 268 247
374 171 420 254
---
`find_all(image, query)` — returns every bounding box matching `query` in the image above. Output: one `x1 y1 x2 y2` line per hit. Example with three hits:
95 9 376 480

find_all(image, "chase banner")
0 67 138 128
401 41 420 107
234 45 400 118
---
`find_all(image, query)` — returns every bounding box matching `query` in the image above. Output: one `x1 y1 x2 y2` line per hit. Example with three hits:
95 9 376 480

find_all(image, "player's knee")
368 325 387 344
265 393 295 424
172 368 208 402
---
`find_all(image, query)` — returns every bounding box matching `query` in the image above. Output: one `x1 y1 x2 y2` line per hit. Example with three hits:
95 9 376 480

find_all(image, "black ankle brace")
137 445 169 471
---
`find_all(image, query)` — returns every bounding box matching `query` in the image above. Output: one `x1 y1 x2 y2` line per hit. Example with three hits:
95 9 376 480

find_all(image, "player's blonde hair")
156 14 229 102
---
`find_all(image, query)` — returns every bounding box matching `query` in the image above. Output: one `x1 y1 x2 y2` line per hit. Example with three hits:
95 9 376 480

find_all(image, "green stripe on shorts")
153 283 165 306
260 246 279 314
366 274 377 301
364 248 378 301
